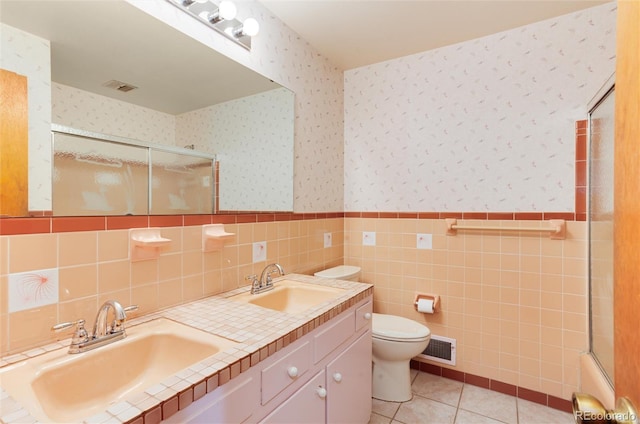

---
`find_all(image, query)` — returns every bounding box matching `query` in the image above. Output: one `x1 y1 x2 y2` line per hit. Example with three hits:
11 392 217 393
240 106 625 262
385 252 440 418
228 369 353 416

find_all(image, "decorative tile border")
1 209 585 236
410 360 573 414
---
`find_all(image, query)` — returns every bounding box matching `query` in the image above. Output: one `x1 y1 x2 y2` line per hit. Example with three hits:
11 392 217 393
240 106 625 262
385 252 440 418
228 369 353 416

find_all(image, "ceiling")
0 1 279 115
0 1 610 113
258 0 611 70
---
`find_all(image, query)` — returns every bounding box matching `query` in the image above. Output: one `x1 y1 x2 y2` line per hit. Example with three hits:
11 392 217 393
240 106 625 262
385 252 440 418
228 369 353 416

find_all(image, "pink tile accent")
107 216 149 230
465 374 490 389
193 381 207 401
149 215 183 227
0 217 50 235
518 386 548 405
178 388 194 410
548 395 573 413
52 216 105 232
143 406 162 424
491 380 517 396
162 396 179 420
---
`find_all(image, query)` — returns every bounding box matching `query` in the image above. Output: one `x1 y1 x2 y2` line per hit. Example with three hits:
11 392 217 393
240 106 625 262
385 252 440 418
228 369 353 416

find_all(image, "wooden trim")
614 0 640 406
0 69 29 216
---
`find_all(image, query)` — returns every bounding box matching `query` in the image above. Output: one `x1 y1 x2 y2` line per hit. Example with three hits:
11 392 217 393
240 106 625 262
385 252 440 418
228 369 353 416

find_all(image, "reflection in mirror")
52 132 149 216
52 128 216 216
0 0 294 217
151 150 214 215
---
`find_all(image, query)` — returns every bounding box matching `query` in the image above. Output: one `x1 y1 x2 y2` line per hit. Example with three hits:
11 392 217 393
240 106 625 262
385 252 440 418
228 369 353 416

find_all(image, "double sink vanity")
0 273 373 424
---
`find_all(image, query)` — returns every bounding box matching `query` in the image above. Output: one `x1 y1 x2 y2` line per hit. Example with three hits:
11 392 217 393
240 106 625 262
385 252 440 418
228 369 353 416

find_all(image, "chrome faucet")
246 263 285 294
92 299 127 338
52 300 138 354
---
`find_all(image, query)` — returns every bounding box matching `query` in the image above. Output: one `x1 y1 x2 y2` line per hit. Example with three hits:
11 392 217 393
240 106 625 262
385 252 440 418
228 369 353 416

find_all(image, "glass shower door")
588 85 615 386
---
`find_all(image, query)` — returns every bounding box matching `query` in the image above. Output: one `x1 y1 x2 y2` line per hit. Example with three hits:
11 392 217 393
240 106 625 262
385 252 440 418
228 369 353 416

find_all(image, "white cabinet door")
326 330 372 424
261 370 326 424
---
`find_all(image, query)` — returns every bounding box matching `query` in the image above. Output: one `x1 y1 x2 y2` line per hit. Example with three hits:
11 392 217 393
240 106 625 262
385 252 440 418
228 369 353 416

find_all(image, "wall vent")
102 79 138 93
418 335 456 366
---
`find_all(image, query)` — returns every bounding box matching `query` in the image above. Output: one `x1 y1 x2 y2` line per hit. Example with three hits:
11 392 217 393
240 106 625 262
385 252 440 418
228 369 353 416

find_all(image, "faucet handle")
123 304 139 315
52 319 89 345
52 319 84 332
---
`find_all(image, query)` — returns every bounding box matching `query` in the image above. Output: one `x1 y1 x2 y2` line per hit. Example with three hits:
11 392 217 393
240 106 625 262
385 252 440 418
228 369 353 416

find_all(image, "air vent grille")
418 335 456 366
102 80 138 93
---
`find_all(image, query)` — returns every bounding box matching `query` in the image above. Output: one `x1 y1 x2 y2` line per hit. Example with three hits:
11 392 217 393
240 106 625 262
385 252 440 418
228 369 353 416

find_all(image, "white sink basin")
0 318 239 423
229 279 346 314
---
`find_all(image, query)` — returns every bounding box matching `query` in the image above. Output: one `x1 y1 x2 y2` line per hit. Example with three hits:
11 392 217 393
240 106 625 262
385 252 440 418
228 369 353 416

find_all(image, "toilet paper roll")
416 298 434 314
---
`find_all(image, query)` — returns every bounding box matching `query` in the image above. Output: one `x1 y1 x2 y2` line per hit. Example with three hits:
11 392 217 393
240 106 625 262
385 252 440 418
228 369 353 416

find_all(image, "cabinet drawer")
260 370 326 424
313 311 355 364
355 301 373 332
262 341 311 404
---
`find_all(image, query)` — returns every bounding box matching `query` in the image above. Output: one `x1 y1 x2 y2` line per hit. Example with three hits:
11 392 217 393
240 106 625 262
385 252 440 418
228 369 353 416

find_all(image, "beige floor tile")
459 385 517 423
394 395 457 424
370 371 572 424
517 398 574 424
454 409 507 423
369 412 393 424
372 398 401 418
412 372 464 406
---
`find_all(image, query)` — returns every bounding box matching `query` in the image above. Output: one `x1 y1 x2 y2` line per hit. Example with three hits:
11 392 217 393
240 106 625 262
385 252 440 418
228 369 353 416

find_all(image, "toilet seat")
372 313 431 342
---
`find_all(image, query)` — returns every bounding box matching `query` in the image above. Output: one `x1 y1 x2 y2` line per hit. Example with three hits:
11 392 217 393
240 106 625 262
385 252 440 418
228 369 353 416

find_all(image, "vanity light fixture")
179 0 208 7
232 17 260 38
166 0 259 50
199 0 237 24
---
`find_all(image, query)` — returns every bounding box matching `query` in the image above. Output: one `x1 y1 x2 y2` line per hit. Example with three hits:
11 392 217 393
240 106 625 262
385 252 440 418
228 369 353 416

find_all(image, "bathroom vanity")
0 275 372 424
168 289 372 423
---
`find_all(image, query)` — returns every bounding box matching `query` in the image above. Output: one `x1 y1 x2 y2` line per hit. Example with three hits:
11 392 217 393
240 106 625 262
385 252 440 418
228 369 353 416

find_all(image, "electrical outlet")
363 231 376 246
417 233 433 249
324 232 332 248
252 241 267 262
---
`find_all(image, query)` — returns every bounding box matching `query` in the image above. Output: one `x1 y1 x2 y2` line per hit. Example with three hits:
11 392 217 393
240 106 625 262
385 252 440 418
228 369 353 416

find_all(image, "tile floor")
369 370 575 424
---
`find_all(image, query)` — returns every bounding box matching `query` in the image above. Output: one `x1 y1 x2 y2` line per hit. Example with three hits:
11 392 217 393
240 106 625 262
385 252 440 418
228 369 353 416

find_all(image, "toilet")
370 313 431 402
314 265 432 402
313 264 362 281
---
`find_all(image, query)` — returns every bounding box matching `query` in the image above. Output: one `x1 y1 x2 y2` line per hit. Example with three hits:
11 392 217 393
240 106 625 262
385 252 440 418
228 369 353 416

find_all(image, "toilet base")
371 358 413 402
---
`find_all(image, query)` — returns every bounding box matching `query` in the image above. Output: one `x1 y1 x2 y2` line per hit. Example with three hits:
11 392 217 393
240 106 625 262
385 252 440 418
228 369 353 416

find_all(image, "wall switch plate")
417 233 433 250
324 232 332 248
253 241 267 263
363 231 376 246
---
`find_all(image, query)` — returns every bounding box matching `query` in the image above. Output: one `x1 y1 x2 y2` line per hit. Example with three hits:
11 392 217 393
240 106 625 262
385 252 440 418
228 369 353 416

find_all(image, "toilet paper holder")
414 294 440 313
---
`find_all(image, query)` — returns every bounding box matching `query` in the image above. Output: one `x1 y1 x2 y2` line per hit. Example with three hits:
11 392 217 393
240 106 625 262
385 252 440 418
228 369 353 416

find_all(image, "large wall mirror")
0 0 294 216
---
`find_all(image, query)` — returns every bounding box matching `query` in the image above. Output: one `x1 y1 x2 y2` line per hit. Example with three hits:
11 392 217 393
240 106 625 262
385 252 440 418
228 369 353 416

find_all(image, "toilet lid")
314 265 361 280
372 313 431 342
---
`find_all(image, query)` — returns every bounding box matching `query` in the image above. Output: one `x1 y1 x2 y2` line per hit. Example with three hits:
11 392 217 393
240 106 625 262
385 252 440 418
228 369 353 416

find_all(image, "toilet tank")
314 265 361 282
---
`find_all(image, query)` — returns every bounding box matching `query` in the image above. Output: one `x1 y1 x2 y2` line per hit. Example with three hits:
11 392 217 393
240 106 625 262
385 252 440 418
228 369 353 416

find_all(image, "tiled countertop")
0 274 373 424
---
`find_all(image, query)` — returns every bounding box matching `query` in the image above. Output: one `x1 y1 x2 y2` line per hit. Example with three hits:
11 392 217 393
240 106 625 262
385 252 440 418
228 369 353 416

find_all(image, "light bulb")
218 1 237 20
241 18 259 37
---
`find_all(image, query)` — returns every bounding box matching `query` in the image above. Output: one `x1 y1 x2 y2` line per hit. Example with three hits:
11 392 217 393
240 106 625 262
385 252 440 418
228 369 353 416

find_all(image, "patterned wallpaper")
176 88 294 211
344 3 617 212
1 23 52 212
129 0 345 212
52 83 176 145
